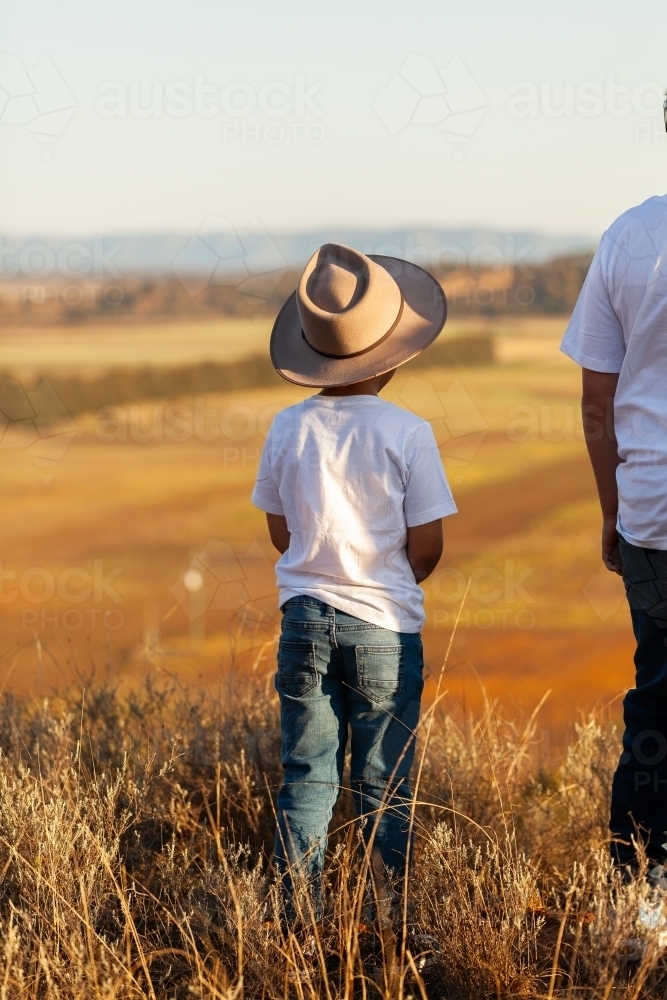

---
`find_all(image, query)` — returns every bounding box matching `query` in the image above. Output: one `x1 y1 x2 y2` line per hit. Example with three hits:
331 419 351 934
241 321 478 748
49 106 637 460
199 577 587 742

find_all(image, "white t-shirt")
561 194 667 550
251 394 457 632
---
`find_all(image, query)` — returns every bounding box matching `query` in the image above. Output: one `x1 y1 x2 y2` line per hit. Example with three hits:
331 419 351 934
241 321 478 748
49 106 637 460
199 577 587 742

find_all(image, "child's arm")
582 368 622 575
407 519 443 583
266 513 291 554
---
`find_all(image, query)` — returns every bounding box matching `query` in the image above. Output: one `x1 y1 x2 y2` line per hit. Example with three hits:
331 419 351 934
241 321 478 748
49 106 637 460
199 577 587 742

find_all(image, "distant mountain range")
0 226 597 282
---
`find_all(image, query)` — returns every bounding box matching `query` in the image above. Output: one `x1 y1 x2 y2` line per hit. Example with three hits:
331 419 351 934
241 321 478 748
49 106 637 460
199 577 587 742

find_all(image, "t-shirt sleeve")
404 421 457 527
251 424 285 515
560 236 626 373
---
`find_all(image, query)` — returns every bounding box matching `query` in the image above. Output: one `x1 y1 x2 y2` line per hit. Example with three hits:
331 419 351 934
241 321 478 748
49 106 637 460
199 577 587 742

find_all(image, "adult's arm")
582 368 622 574
407 518 443 583
266 513 290 554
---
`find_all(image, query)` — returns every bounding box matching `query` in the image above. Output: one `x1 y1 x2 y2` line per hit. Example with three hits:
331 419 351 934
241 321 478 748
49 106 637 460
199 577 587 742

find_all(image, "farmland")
0 315 631 737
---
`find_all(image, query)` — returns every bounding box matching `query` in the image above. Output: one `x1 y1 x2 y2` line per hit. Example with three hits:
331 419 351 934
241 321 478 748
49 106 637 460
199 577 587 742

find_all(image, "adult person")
561 160 667 882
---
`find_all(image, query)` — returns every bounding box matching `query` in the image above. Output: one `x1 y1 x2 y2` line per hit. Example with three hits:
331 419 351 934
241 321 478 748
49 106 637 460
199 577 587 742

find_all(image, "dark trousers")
611 537 667 869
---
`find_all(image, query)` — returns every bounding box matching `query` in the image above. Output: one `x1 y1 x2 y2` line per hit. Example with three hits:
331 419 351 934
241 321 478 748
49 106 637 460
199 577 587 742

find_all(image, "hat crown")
308 257 362 313
297 243 402 358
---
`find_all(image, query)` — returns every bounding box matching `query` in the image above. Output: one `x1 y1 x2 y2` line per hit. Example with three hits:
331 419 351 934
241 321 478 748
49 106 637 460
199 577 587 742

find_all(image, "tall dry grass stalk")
0 660 663 998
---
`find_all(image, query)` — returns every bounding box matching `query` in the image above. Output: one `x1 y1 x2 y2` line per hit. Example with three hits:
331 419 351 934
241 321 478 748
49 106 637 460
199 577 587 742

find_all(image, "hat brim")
270 255 447 387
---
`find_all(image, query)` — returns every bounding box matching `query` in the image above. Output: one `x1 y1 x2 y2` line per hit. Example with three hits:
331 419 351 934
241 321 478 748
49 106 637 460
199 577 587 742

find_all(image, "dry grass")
0 648 664 1000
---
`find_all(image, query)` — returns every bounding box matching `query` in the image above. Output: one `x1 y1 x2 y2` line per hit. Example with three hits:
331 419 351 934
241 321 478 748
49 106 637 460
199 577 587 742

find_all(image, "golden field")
0 314 566 375
1 315 632 738
2 315 664 998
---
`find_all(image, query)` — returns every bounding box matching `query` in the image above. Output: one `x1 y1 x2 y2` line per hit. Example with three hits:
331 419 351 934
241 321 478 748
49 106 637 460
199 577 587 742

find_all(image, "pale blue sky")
2 0 667 238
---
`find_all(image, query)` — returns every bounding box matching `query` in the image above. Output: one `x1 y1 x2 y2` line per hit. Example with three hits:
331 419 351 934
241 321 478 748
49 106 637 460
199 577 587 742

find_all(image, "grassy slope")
0 673 658 998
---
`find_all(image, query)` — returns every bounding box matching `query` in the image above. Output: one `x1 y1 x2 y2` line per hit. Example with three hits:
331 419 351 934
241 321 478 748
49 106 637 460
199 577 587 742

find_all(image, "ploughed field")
0 316 632 737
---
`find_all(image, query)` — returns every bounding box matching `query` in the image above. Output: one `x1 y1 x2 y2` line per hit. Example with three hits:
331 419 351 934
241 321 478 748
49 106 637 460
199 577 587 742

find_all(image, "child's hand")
266 513 291 554
407 519 443 583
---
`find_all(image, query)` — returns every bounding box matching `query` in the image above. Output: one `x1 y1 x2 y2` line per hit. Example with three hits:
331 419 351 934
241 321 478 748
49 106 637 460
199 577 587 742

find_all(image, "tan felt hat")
270 242 447 387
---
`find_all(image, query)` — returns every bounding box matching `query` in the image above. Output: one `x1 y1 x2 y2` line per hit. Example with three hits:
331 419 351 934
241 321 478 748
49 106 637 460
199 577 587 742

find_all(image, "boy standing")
251 243 457 916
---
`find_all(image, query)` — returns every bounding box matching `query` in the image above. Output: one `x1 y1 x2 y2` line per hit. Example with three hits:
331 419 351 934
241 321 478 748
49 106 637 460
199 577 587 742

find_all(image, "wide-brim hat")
270 242 447 387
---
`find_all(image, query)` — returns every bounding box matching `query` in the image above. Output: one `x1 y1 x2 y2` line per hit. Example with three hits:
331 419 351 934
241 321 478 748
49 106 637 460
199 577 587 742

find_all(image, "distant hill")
0 227 596 324
0 226 595 279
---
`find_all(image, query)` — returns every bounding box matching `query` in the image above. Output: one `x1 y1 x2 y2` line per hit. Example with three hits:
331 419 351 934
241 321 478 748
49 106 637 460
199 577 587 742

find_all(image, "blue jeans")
611 538 667 870
274 596 424 910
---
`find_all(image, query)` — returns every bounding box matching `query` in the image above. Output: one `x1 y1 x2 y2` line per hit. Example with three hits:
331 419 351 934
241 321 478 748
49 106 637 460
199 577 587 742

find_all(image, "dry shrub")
413 824 542 997
0 670 663 998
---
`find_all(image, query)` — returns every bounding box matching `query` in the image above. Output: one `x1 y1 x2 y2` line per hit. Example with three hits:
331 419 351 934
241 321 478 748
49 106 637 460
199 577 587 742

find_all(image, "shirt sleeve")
404 421 458 527
251 424 285 515
560 236 626 373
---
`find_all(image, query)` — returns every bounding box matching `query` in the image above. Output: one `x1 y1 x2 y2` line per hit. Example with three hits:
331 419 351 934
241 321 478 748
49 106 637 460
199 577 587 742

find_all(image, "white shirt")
561 194 667 550
251 394 457 632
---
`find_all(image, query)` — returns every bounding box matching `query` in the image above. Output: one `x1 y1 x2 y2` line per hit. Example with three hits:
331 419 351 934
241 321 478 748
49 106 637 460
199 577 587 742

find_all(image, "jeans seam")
281 621 329 630
328 604 337 647
335 624 384 632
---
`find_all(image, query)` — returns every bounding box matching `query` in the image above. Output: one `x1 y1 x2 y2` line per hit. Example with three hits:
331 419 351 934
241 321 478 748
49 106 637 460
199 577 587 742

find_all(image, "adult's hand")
582 369 622 574
602 516 622 575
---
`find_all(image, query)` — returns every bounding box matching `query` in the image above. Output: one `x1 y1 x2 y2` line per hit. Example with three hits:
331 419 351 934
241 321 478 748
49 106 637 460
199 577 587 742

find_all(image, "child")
251 243 457 920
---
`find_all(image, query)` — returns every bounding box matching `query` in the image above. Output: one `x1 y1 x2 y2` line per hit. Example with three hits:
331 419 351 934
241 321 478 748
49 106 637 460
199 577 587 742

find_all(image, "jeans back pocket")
276 639 318 698
355 645 404 702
